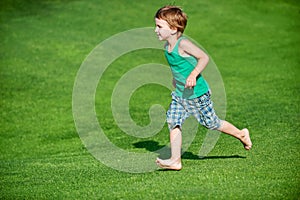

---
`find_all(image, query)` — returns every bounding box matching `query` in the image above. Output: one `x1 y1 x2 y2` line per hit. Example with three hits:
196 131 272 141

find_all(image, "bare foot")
155 158 182 171
240 128 252 150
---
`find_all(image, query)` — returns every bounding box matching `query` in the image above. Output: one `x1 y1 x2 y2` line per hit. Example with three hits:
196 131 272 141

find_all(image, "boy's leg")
217 120 252 150
156 127 182 170
192 92 252 150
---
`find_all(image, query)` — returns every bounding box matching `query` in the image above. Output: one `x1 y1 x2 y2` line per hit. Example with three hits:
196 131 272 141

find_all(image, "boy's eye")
156 25 162 28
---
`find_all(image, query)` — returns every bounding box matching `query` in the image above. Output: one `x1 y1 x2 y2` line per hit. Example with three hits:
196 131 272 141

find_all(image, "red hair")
155 6 188 33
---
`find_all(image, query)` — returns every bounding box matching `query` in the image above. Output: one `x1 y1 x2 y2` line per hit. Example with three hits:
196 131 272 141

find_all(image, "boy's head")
155 6 188 33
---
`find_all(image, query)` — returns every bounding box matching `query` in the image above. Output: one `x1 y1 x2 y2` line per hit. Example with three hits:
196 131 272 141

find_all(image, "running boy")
154 6 252 170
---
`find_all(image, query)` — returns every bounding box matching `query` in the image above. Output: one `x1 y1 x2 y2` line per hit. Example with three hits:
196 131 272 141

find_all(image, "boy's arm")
172 78 176 88
179 39 209 89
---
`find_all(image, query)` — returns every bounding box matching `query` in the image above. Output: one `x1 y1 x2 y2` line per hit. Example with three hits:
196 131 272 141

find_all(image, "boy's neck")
167 33 182 50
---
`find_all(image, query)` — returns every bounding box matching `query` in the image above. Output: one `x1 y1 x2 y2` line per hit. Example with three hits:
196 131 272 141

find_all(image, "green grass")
1 0 299 199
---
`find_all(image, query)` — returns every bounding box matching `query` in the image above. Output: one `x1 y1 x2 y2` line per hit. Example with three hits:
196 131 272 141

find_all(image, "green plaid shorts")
166 91 221 130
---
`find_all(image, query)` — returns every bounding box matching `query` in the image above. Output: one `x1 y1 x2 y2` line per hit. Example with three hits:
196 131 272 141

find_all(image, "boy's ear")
171 29 177 35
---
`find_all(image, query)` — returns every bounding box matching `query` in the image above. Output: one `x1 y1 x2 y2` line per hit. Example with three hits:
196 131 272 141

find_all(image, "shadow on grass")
133 140 246 160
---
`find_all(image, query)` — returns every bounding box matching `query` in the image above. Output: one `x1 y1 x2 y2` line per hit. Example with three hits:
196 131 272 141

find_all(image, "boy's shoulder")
178 37 193 48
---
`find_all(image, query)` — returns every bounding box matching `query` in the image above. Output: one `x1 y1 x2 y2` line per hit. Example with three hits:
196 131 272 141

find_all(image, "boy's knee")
203 119 222 130
167 122 182 131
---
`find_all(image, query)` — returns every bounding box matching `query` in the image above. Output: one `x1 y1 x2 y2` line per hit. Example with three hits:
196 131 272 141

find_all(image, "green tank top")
165 37 209 99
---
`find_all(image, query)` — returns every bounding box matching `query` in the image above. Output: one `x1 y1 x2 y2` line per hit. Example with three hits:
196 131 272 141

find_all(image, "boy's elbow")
197 52 209 64
203 54 209 64
206 55 210 63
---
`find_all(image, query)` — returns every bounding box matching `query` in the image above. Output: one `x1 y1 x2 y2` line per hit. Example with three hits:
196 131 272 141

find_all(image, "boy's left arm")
180 39 209 89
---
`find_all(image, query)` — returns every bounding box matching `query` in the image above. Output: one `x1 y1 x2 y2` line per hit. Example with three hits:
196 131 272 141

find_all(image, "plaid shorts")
166 91 221 130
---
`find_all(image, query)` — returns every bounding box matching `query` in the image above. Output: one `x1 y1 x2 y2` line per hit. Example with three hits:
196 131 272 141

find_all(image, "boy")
154 6 252 170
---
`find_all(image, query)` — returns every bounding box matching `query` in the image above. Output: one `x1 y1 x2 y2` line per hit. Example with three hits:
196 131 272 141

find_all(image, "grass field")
1 0 299 199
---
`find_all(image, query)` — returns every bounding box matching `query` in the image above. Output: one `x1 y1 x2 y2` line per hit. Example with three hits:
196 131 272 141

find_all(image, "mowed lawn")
1 0 299 199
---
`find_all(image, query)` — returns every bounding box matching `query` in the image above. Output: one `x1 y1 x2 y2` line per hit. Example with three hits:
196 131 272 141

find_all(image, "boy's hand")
172 78 176 88
185 74 197 89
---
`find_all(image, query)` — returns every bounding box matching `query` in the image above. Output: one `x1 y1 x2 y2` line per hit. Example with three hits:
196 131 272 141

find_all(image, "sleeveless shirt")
164 37 209 99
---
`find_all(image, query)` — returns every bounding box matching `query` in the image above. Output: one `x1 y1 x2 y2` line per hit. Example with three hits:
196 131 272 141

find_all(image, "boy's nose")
154 27 158 33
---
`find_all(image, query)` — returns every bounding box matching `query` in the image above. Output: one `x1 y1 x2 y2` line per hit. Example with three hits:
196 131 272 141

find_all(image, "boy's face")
155 18 177 41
